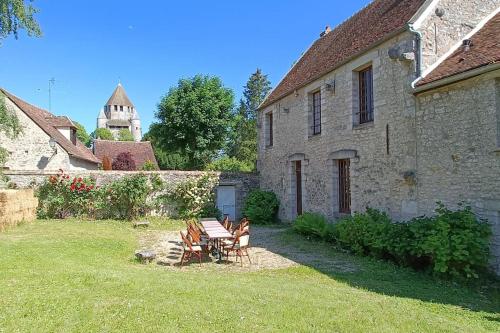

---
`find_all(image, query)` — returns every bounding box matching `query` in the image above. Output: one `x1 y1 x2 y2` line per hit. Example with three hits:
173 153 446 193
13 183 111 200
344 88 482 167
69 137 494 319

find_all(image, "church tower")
96 83 142 142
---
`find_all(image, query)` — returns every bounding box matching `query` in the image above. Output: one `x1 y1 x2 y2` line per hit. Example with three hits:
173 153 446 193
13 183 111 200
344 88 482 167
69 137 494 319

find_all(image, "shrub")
335 208 393 258
142 160 157 171
205 157 253 172
36 170 101 219
407 204 491 279
164 174 219 219
112 151 136 171
117 129 134 141
293 212 331 239
103 174 152 220
36 171 163 221
330 205 492 280
93 128 113 140
242 190 279 224
102 156 112 170
199 203 222 220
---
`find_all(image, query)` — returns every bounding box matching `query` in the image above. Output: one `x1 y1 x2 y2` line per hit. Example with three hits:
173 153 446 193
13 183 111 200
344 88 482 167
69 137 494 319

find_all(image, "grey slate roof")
105 83 135 107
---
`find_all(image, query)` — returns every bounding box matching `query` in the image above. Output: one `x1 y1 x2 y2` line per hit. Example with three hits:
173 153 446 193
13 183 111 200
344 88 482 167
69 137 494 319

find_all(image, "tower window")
114 105 117 111
120 106 123 111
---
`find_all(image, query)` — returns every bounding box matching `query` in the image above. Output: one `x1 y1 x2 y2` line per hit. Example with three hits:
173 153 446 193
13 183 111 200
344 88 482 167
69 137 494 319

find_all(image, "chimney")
463 39 473 52
320 25 331 37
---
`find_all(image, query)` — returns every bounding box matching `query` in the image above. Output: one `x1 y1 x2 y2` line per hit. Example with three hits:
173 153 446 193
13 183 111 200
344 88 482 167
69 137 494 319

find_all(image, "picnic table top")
200 220 233 239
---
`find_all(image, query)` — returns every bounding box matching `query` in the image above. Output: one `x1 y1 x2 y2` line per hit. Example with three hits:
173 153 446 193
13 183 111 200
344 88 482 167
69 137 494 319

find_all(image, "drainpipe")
408 23 423 88
407 23 422 208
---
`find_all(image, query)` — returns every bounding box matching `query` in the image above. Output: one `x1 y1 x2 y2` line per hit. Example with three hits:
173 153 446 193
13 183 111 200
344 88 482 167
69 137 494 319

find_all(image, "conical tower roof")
106 83 134 107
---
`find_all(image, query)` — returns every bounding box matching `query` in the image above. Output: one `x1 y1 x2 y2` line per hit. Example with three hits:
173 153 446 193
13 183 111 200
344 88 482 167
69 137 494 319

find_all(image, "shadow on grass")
256 226 500 315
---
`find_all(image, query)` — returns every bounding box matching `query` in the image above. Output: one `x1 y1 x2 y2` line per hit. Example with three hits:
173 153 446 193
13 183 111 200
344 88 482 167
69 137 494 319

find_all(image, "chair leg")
245 249 252 264
180 251 186 267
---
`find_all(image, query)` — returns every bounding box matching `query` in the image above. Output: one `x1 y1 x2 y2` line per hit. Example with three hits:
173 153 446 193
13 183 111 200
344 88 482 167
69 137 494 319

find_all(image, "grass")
0 220 499 332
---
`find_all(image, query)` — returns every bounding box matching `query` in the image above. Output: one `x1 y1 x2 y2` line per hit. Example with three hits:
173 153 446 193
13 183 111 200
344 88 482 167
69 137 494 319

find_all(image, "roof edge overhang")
258 26 409 110
413 62 500 94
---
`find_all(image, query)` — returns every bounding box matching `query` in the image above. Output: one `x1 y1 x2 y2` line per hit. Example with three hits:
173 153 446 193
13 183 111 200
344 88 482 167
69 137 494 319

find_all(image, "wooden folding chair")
224 230 251 266
180 231 203 267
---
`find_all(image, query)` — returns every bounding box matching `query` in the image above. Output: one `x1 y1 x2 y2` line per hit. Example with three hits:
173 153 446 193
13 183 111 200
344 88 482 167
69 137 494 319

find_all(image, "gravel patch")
138 226 357 273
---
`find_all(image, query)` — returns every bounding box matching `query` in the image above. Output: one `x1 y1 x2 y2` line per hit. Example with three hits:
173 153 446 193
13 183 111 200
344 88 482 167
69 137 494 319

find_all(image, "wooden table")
200 219 233 260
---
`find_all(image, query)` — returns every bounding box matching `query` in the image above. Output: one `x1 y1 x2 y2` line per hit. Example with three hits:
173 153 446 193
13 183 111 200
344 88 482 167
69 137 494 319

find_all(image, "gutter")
413 63 500 94
408 23 423 88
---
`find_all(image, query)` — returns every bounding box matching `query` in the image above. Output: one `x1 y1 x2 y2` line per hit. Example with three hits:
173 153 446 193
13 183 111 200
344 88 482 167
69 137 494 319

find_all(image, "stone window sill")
308 133 322 140
353 121 374 131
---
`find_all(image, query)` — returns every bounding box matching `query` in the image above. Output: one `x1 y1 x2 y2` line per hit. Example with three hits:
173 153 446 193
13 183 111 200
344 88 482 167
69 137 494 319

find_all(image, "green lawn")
0 220 499 332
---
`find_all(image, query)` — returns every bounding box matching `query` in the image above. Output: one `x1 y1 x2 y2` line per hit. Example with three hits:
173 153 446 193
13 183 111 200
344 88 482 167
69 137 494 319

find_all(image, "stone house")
0 88 100 171
257 0 500 272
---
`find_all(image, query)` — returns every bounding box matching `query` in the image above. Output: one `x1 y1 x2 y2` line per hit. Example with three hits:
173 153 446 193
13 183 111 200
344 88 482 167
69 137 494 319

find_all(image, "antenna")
48 78 56 112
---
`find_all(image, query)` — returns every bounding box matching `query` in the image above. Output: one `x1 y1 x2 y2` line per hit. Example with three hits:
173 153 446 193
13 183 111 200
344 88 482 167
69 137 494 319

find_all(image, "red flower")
77 177 83 182
70 184 76 191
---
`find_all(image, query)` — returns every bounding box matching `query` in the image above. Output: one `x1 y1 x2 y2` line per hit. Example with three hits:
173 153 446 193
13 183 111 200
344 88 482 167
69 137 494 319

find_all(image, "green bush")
242 190 279 224
293 212 331 239
36 170 101 219
331 204 492 279
37 171 163 221
205 156 254 172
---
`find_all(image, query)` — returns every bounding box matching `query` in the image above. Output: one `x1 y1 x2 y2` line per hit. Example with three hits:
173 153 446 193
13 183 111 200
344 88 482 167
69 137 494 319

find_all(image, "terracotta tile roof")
260 0 427 109
417 12 500 86
47 116 76 128
106 83 134 107
93 140 158 169
1 88 100 164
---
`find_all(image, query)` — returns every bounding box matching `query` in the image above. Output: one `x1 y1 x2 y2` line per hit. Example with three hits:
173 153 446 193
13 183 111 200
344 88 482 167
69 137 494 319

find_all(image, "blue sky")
0 0 369 134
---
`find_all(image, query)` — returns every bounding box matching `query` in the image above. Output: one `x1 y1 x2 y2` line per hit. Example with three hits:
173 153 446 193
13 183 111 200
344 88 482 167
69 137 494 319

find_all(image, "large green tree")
0 0 41 42
151 75 234 170
227 69 271 169
92 128 114 141
143 125 189 170
73 121 91 147
117 129 134 141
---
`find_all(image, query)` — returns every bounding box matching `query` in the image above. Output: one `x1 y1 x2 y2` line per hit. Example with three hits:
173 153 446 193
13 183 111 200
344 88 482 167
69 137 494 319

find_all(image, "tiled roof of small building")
1 88 100 164
106 83 135 107
417 12 500 86
260 0 427 109
93 140 158 169
47 116 76 128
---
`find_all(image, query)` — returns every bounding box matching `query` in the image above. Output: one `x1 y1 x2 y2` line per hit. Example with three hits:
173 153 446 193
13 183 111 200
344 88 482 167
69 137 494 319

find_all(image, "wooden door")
295 161 303 215
338 159 351 214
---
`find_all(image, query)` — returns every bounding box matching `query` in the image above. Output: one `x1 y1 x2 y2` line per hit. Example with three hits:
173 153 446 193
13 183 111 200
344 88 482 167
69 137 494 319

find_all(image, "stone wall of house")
4 170 259 220
0 97 72 171
419 0 500 70
258 31 419 222
415 71 500 273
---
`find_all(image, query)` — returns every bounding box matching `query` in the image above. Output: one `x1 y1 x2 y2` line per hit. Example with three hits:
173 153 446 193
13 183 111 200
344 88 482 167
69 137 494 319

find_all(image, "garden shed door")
216 185 236 221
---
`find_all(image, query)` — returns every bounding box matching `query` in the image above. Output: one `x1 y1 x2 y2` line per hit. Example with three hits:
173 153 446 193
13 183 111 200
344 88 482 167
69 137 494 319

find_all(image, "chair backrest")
188 225 201 243
239 232 250 247
180 231 193 251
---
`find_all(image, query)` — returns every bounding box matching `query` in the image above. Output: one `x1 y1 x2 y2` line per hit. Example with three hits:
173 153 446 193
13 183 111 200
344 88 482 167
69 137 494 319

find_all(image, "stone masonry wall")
420 0 500 70
4 170 259 220
258 31 418 222
0 97 72 171
415 71 500 273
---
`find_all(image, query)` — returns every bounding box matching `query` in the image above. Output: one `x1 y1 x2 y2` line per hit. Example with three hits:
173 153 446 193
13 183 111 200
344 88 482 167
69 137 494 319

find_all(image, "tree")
1 0 40 175
152 75 234 170
73 121 91 147
227 69 271 169
92 128 114 140
143 125 190 170
117 129 134 141
102 156 112 170
112 152 136 171
0 0 41 43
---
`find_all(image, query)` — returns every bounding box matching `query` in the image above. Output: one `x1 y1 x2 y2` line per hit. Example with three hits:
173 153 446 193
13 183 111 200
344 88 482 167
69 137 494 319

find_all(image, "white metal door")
216 186 236 221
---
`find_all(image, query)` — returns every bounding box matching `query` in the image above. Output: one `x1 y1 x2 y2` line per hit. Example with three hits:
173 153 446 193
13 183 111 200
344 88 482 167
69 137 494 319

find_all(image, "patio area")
138 225 358 272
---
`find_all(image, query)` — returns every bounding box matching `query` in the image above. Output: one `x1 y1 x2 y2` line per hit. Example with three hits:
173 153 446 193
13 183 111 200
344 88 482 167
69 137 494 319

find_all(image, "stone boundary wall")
3 170 259 220
0 189 38 231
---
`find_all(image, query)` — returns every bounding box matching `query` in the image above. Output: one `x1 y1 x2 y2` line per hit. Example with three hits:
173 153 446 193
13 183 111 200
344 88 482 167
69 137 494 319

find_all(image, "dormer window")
70 128 77 145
